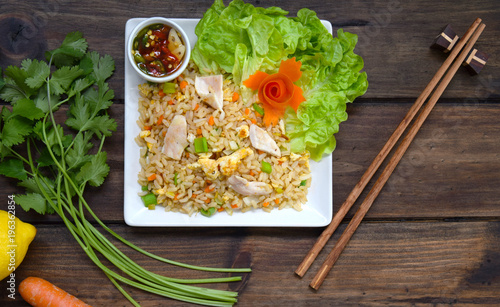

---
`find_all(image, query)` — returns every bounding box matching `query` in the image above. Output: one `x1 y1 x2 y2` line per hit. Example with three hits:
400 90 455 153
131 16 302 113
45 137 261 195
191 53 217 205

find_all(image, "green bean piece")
141 193 157 206
163 82 176 93
200 207 216 217
253 103 265 116
194 137 208 153
261 161 272 174
173 172 179 186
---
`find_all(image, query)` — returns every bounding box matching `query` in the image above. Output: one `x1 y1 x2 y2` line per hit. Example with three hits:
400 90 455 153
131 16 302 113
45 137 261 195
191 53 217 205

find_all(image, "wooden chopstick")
309 21 486 291
295 17 483 279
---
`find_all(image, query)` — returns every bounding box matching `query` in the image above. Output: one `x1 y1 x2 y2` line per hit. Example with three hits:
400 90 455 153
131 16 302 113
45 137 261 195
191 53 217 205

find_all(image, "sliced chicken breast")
249 124 281 157
195 75 224 114
162 115 188 160
227 175 272 196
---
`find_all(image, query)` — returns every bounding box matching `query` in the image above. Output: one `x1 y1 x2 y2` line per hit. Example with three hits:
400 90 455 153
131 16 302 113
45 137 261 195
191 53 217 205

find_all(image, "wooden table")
1 0 499 305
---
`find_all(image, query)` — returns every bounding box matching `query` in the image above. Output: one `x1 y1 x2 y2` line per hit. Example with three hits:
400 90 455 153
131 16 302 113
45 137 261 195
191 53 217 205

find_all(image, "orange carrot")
244 108 250 116
19 277 91 307
168 100 175 105
243 57 305 126
249 170 255 176
217 207 224 212
274 198 280 204
147 174 156 181
179 80 188 90
185 152 190 158
196 128 202 135
208 116 215 126
157 115 164 125
204 186 214 193
174 193 179 200
231 204 238 209
232 92 239 102
158 89 166 97
162 131 167 137
204 198 211 204
255 111 262 117
143 125 152 130
263 202 269 207
193 103 200 111
250 118 257 124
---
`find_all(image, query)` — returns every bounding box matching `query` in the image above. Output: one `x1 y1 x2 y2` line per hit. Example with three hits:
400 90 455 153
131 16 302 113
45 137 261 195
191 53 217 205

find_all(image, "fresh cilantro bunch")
0 32 249 307
0 32 116 214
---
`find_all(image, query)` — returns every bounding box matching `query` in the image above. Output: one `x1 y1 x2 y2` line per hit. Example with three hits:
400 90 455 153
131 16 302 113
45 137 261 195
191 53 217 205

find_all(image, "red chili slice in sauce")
133 24 183 77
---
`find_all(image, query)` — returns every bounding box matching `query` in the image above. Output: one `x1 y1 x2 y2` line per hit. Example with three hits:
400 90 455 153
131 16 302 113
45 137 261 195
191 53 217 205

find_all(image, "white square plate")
124 18 333 227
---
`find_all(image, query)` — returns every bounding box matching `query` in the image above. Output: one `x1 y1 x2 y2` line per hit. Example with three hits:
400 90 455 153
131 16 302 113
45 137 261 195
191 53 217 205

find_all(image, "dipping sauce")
132 23 186 78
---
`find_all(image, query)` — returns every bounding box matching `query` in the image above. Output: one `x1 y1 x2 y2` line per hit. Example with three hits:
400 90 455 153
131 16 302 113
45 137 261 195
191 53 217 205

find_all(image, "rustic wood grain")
1 221 499 306
0 0 498 100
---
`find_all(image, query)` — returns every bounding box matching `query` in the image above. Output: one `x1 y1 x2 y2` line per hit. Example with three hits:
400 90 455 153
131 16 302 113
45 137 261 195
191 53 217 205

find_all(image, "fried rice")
135 63 311 216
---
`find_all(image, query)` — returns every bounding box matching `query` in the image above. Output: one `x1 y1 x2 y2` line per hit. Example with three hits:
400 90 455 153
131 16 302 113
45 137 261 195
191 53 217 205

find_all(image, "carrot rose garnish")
243 57 306 126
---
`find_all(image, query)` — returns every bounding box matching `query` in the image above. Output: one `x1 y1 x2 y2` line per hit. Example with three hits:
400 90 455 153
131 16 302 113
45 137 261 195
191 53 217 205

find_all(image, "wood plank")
1 101 498 223
1 220 499 305
0 0 498 100
333 100 500 219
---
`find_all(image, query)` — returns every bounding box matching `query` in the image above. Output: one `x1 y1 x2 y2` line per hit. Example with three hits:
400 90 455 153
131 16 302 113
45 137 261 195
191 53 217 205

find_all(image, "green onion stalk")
0 32 250 306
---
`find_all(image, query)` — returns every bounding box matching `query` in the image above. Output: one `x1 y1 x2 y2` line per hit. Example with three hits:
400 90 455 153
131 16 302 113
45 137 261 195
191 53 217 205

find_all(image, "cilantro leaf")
0 141 12 160
58 31 88 57
12 98 45 120
84 115 117 137
0 68 5 91
47 32 88 67
1 116 33 147
76 151 109 187
35 123 64 154
33 86 61 113
0 159 27 180
32 120 50 141
22 59 50 89
68 77 93 98
48 66 84 95
65 92 116 137
16 193 48 214
82 51 115 84
3 65 35 97
1 105 12 122
65 132 93 169
83 83 114 113
65 93 90 129
0 78 28 103
36 147 57 167
18 176 55 195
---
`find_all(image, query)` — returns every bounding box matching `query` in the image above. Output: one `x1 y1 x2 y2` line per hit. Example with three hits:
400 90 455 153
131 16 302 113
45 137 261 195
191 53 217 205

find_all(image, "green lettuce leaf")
192 0 368 161
287 26 368 161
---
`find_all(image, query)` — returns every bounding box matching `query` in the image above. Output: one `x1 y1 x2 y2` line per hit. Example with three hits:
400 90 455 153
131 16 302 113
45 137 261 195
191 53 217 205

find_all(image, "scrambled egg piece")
218 148 253 176
197 157 220 180
187 148 254 180
290 152 310 168
236 125 249 138
140 130 151 138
